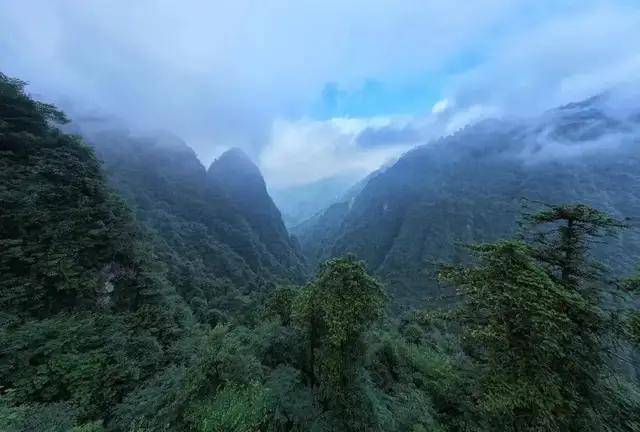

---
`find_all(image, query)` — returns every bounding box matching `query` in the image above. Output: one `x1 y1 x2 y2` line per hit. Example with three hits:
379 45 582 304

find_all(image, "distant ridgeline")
294 94 640 307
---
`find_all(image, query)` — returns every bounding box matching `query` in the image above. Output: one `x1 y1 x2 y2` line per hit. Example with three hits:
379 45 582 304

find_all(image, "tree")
0 72 166 318
439 240 581 430
621 268 640 346
262 285 298 326
522 203 639 427
438 204 640 431
522 203 627 288
293 255 386 430
0 71 190 429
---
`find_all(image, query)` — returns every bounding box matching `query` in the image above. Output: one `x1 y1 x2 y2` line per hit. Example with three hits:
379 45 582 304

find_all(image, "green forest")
2 70 640 432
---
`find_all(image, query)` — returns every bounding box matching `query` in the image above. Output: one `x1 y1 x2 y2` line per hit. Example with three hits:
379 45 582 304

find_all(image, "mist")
1 0 639 189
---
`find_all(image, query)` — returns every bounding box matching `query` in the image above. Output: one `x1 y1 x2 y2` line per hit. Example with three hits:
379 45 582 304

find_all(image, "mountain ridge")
295 93 640 306
89 132 307 319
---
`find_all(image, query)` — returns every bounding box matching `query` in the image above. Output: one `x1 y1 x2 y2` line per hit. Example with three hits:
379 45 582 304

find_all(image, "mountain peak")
213 147 254 166
206 147 307 279
222 146 251 159
208 147 262 179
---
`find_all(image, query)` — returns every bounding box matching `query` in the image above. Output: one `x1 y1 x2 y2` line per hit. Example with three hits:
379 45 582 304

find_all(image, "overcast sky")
1 1 639 187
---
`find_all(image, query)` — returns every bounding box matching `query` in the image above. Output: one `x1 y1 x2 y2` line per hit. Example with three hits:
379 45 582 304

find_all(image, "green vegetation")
89 129 307 324
1 71 639 431
295 104 640 306
0 72 191 430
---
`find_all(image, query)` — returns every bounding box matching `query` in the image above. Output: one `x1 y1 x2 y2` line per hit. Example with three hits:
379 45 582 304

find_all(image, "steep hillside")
291 162 391 269
297 93 640 305
0 72 189 428
208 148 307 279
0 75 174 318
90 134 306 319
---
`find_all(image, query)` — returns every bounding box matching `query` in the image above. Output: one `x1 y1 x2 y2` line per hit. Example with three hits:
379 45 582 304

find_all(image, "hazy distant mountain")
296 92 640 306
270 174 362 227
290 162 392 268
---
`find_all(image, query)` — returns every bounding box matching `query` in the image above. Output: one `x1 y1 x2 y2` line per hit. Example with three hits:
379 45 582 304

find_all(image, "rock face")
295 93 640 306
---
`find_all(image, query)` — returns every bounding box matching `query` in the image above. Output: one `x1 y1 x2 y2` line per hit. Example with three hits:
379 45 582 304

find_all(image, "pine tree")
439 204 640 431
522 203 627 288
440 240 580 430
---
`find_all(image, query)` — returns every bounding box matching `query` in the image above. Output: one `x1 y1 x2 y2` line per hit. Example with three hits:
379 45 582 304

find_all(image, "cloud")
266 1 640 188
260 105 489 187
356 125 422 149
431 99 450 114
1 0 639 187
445 3 640 115
260 117 416 188
445 104 502 134
0 0 518 161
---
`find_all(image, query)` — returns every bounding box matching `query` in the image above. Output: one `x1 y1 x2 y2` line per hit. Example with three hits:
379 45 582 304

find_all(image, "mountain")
0 72 190 427
207 148 307 279
270 174 362 227
88 132 307 319
0 77 173 318
296 92 640 306
290 165 389 269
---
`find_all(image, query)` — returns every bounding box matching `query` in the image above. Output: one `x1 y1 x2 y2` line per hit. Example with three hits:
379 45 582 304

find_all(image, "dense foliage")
2 72 639 431
88 130 306 323
0 72 191 430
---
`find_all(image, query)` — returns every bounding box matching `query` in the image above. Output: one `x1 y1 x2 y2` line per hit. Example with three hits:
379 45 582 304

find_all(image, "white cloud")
260 118 414 188
445 104 502 134
0 0 519 164
445 4 640 115
1 1 639 187
557 53 640 103
431 99 450 114
266 2 640 188
259 106 496 187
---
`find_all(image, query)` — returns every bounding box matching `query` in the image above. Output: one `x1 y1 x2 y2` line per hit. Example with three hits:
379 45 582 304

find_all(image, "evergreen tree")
440 241 588 430
438 204 640 431
522 203 627 288
293 255 386 430
621 268 640 346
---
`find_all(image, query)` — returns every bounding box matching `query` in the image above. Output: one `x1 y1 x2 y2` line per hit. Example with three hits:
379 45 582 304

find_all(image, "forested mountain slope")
208 148 307 279
87 133 306 320
297 93 640 305
0 72 192 429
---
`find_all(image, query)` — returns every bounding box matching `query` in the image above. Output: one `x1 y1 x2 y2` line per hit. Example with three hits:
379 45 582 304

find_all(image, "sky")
1 0 639 188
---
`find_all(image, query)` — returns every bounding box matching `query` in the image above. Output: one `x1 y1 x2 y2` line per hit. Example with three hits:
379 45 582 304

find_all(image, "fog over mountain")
294 89 640 306
2 1 640 192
